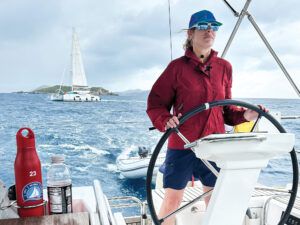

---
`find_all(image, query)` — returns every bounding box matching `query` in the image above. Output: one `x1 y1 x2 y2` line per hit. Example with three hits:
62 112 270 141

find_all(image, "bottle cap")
16 127 36 149
51 154 66 163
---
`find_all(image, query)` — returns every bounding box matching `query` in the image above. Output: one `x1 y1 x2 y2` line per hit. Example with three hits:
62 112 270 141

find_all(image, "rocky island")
15 85 118 96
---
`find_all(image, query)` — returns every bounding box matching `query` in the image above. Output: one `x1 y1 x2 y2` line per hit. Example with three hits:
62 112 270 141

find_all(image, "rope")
167 0 173 61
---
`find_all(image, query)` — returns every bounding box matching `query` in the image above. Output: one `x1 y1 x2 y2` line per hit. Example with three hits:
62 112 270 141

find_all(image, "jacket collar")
185 47 218 65
185 47 218 76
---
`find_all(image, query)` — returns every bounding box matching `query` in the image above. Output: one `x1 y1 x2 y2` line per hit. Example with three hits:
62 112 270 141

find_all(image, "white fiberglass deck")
152 185 300 225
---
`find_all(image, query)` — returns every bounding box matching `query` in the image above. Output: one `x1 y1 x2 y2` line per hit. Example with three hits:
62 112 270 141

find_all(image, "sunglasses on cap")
193 22 219 31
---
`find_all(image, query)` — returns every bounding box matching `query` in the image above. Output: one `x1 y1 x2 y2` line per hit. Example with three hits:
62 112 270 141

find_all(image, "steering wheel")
146 99 298 225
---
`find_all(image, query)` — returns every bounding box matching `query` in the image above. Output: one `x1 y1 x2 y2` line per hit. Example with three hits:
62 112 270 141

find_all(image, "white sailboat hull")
50 93 64 101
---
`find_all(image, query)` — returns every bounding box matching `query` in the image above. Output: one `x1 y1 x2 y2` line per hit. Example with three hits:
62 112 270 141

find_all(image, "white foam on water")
89 146 110 155
119 174 125 179
38 143 110 156
60 144 77 149
101 134 119 149
38 144 55 148
75 166 88 172
60 144 110 155
104 164 118 172
117 144 138 160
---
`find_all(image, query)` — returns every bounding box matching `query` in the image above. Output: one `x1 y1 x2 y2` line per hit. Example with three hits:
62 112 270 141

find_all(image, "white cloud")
233 69 300 99
108 66 163 92
0 0 299 98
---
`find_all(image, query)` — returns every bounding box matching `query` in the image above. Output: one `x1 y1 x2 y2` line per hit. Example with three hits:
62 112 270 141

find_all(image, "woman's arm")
146 63 177 132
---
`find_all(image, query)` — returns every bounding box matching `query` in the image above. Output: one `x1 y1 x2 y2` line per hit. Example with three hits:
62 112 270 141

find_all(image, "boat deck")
153 185 300 210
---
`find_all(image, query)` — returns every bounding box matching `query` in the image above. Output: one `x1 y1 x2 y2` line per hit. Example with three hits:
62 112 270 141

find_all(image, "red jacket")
147 48 247 149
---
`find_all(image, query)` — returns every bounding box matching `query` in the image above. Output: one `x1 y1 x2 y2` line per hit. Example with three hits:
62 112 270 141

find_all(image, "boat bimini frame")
166 0 300 97
221 0 300 98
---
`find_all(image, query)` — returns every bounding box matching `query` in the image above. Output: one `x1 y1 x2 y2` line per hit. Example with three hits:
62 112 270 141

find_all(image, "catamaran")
51 29 100 102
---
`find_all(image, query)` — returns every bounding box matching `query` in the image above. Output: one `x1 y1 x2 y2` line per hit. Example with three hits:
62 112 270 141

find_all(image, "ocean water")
0 93 299 215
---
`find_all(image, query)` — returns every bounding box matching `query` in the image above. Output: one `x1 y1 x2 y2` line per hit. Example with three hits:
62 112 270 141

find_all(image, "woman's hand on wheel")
165 113 182 130
244 105 269 121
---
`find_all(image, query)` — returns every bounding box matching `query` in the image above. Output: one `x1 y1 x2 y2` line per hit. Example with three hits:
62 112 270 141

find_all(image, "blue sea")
0 93 299 215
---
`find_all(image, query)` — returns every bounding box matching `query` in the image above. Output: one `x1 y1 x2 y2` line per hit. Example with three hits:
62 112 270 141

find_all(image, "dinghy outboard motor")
138 146 148 158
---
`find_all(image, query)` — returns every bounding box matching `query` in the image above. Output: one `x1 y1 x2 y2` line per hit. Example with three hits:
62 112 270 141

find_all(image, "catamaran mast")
221 0 300 98
58 65 67 93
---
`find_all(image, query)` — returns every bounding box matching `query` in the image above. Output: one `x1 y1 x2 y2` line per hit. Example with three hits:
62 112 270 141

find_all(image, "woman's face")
188 27 216 51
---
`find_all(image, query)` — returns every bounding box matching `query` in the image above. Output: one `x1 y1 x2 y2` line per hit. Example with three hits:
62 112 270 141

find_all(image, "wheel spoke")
174 128 191 144
250 113 262 132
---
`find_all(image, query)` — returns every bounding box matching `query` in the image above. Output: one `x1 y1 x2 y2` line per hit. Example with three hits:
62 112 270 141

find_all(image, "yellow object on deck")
234 121 254 133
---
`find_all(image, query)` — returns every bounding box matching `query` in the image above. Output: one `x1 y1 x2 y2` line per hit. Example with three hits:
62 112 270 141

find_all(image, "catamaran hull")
51 93 100 102
63 93 100 102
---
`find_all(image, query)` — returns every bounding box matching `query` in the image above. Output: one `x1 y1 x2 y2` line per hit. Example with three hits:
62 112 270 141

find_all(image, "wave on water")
103 163 118 173
38 144 110 155
117 144 140 160
61 144 110 155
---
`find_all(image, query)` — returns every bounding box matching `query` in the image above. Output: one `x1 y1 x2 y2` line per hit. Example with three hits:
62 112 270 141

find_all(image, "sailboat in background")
51 28 100 102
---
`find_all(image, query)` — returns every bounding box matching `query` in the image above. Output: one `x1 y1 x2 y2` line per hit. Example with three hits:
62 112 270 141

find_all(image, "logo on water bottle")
22 182 42 202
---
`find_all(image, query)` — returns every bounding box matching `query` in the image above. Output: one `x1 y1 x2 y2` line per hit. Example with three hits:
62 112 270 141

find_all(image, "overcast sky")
0 0 299 98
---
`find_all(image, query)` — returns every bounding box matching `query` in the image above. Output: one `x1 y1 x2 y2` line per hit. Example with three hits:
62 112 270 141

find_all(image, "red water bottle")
14 127 44 217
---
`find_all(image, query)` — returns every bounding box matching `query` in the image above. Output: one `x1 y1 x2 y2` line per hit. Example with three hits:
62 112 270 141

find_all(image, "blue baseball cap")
189 10 222 29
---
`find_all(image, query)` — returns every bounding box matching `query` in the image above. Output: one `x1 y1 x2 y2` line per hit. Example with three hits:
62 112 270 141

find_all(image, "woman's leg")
158 188 185 225
202 184 214 208
193 158 219 208
159 149 194 224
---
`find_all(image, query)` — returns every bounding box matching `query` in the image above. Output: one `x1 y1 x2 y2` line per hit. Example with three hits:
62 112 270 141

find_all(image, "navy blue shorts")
163 148 220 190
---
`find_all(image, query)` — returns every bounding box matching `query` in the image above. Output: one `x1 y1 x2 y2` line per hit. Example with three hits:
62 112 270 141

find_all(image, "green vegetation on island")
17 85 118 96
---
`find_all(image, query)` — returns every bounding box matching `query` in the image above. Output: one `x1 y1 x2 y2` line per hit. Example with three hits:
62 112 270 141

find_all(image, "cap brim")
209 21 222 26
